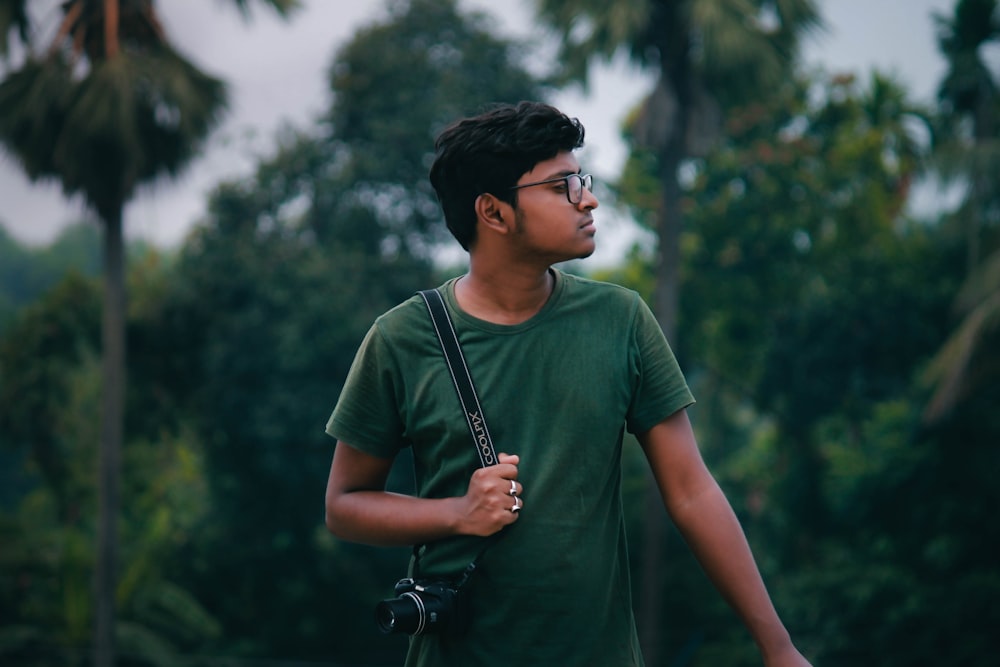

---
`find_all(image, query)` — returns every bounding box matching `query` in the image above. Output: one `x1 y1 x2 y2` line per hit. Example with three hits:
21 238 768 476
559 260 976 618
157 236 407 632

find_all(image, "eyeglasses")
509 173 594 204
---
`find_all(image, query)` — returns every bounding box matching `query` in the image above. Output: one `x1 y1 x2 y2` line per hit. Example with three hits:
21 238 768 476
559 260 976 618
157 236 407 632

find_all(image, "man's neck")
454 263 555 325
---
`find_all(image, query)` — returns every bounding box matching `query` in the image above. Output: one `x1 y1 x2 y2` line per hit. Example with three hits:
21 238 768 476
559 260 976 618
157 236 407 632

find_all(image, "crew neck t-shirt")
327 269 694 667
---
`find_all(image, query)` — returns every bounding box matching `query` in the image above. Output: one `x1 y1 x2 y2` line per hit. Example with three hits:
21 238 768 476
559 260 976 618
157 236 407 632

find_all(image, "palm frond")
535 0 653 85
692 0 820 101
0 58 74 179
0 0 30 58
229 0 300 21
58 50 227 215
924 250 1000 422
770 0 824 37
0 45 226 220
955 246 1000 313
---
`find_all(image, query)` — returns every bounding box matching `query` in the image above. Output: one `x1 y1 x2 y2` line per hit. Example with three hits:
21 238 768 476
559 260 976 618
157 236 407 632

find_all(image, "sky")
0 0 957 260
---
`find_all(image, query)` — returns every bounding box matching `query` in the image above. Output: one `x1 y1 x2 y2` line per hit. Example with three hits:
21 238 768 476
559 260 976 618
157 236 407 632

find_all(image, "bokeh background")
1 0 997 665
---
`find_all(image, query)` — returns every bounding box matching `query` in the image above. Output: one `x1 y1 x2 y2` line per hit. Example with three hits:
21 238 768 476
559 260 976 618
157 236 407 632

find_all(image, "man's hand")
456 452 522 536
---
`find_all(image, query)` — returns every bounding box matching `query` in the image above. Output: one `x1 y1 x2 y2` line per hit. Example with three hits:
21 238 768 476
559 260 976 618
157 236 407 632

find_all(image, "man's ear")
475 193 511 235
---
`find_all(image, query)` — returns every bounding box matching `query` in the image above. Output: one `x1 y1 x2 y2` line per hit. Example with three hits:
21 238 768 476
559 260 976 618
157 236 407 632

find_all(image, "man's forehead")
521 151 580 180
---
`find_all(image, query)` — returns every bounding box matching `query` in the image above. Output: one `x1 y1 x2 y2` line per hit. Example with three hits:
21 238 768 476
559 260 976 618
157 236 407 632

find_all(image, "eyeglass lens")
568 174 592 203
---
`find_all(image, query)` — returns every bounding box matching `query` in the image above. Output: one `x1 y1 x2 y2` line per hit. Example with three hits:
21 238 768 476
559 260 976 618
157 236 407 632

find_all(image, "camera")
375 577 468 636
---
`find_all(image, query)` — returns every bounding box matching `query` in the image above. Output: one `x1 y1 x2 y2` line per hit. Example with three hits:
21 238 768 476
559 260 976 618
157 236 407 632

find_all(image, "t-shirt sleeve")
625 295 695 434
325 322 406 459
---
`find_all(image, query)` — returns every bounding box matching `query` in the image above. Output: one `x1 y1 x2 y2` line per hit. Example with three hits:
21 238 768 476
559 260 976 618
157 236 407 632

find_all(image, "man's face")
509 151 599 263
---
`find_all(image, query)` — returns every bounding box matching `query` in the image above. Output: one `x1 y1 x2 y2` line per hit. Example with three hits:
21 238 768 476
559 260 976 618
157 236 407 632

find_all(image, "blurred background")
0 0 997 665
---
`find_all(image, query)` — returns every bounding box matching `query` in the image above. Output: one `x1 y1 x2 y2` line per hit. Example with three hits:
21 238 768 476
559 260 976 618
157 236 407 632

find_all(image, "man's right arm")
324 441 522 546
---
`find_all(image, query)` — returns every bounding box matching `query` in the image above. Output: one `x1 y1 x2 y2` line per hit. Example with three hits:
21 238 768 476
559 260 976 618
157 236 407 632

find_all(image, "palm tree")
531 1 820 661
924 0 999 422
924 250 1000 421
0 2 295 666
933 0 999 272
536 0 820 342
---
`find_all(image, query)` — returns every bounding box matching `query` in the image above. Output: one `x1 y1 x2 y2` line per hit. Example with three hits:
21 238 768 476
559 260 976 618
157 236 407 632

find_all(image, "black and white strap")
418 288 499 468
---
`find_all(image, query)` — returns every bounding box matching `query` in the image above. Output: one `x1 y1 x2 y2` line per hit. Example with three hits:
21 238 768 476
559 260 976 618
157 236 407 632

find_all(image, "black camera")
375 577 468 636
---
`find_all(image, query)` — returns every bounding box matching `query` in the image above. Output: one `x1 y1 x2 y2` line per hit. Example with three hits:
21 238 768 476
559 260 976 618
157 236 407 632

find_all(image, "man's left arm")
637 409 812 667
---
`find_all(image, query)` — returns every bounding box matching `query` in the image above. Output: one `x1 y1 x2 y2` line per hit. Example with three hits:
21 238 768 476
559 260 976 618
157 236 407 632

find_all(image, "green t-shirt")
327 269 694 667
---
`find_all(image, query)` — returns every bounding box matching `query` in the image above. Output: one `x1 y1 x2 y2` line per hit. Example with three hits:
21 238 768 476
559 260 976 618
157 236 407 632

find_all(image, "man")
325 101 811 666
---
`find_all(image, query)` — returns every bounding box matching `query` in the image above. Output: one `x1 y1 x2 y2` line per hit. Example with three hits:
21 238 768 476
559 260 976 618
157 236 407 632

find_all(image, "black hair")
429 101 585 250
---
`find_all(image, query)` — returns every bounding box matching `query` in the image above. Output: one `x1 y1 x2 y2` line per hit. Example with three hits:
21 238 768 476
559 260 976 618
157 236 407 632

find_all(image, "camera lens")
376 592 426 635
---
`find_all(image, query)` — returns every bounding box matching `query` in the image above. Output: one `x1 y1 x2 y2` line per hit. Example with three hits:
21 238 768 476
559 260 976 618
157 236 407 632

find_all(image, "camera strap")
418 288 499 468
410 288 508 583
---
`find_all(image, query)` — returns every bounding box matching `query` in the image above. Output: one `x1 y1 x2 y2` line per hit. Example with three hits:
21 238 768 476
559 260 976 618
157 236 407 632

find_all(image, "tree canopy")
1 1 998 666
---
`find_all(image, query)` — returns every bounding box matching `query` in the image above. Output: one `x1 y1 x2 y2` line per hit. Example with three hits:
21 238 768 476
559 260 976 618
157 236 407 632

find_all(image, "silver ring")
509 479 518 496
511 496 522 513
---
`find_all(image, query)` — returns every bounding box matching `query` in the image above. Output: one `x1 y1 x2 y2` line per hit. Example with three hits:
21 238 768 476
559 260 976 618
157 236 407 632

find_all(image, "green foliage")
0 5 236 662
536 0 821 98
926 0 1000 422
773 386 1000 665
3 1 998 666
0 268 221 666
0 0 29 59
324 0 543 253
676 73 943 414
935 0 999 117
141 143 426 665
0 224 101 334
610 61 999 664
0 273 101 514
923 250 1000 419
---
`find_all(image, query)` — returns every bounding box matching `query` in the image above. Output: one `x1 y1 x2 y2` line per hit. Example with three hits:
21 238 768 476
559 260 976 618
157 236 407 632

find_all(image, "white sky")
0 0 956 258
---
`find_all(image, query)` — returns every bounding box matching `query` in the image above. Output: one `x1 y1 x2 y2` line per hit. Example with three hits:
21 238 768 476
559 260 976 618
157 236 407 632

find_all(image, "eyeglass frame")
508 173 594 204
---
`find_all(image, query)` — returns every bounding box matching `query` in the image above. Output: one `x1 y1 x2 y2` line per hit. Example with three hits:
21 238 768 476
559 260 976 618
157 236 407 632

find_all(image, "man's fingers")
497 452 519 466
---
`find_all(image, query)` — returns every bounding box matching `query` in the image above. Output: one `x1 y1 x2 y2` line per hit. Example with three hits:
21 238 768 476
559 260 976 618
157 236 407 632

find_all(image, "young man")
325 101 810 666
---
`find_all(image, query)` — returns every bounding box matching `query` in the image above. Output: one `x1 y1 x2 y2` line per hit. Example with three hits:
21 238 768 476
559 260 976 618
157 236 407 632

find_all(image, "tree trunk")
652 155 683 346
94 205 125 667
636 134 687 667
637 51 691 663
967 90 994 275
